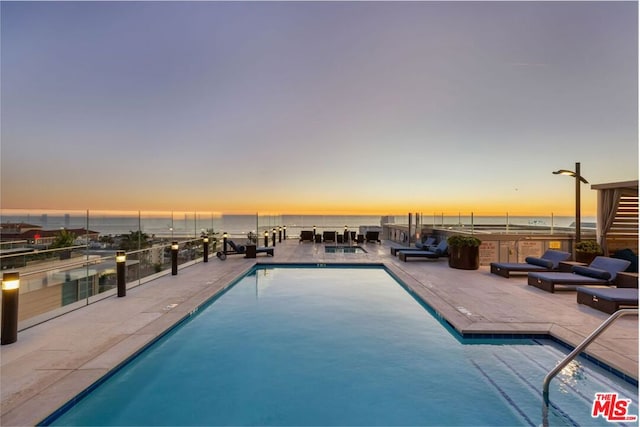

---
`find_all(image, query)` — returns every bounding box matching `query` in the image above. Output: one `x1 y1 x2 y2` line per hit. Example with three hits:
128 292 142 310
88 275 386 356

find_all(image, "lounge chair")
527 256 631 293
390 238 438 256
398 240 448 262
416 237 437 250
217 240 273 260
299 230 315 243
577 286 638 314
323 231 337 243
365 231 381 243
490 250 571 278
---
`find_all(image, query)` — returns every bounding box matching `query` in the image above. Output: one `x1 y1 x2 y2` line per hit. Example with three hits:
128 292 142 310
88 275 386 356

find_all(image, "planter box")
448 246 479 270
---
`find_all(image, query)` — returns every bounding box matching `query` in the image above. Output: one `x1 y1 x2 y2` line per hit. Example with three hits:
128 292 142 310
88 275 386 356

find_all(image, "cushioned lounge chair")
299 230 315 243
576 286 638 314
490 250 571 278
365 231 381 243
390 238 439 256
398 240 448 262
527 256 631 293
216 240 274 260
323 231 337 243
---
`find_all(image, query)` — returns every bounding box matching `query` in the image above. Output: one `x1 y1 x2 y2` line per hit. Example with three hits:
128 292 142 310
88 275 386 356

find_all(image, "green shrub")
447 235 482 247
575 240 602 254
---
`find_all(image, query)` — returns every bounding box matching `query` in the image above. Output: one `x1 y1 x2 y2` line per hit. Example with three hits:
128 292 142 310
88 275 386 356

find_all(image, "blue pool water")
46 265 638 426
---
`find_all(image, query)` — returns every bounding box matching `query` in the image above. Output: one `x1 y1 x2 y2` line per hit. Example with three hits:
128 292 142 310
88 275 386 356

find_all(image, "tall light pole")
553 162 589 243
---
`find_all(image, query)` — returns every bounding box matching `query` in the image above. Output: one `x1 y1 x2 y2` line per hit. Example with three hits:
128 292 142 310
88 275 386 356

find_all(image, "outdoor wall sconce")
116 251 126 297
1 272 20 345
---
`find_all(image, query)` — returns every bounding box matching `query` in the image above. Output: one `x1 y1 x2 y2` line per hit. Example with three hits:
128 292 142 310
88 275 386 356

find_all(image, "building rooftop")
1 239 637 425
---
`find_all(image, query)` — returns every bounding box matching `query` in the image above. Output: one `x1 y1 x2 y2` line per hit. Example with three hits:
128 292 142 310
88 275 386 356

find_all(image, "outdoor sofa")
365 231 381 243
397 240 448 262
490 250 571 278
299 230 315 243
527 256 631 293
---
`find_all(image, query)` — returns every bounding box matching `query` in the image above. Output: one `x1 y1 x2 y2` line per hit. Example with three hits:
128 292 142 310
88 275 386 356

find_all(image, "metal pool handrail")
542 308 638 404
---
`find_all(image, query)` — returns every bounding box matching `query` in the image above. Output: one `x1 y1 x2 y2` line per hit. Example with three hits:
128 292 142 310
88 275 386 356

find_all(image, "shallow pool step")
468 341 638 427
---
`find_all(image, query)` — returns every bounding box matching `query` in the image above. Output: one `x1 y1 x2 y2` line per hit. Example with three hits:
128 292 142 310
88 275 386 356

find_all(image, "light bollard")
222 232 228 253
171 241 179 276
278 226 282 243
272 228 276 246
283 226 287 240
203 236 209 263
116 251 126 297
1 272 20 345
264 230 269 247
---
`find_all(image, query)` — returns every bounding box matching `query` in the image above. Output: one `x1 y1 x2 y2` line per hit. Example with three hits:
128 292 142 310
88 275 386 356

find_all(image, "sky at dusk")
1 1 637 215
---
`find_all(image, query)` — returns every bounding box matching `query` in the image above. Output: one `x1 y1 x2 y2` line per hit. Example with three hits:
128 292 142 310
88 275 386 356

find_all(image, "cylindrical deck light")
116 251 126 297
171 241 179 275
264 230 269 247
283 225 287 240
272 228 277 246
222 232 228 253
1 272 20 345
278 226 282 243
203 236 209 263
313 225 316 236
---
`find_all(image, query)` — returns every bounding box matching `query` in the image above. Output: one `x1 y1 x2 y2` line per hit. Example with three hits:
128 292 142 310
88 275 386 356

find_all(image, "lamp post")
553 162 589 244
171 241 179 275
2 272 20 345
116 251 126 297
203 235 209 263
264 230 269 247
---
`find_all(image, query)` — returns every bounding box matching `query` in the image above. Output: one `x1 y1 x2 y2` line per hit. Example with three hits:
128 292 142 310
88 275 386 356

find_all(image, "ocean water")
0 210 592 238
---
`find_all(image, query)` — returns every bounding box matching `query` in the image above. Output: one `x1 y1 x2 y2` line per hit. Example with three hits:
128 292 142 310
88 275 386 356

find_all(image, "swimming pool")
44 265 637 426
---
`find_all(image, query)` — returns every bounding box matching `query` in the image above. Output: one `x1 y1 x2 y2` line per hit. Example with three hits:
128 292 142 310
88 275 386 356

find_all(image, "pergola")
591 180 638 255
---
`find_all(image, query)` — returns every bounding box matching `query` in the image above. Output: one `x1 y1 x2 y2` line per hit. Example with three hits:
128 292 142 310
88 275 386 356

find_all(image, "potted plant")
447 235 482 270
574 240 603 264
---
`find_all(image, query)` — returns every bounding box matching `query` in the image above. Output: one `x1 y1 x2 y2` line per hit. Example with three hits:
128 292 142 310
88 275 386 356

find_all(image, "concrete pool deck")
1 239 638 426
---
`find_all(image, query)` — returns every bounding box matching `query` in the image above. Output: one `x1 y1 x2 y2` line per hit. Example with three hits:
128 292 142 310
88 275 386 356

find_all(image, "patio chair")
299 230 315 243
323 231 337 243
365 231 380 243
527 256 631 293
490 250 571 278
397 240 448 262
576 286 638 314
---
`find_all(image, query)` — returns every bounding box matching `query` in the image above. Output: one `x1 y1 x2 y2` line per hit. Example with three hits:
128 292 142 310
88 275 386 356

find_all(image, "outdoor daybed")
527 256 631 293
398 240 448 262
576 286 638 314
490 250 571 278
